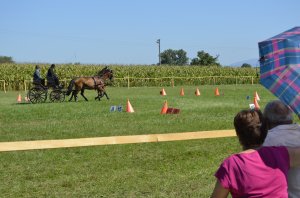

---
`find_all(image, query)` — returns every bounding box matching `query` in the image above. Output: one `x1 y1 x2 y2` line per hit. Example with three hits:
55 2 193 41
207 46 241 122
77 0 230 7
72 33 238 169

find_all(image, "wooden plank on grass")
157 130 235 142
0 130 235 152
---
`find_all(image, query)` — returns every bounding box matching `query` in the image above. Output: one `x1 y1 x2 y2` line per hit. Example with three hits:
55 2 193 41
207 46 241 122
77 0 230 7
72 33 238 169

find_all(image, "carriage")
27 82 66 104
27 66 113 103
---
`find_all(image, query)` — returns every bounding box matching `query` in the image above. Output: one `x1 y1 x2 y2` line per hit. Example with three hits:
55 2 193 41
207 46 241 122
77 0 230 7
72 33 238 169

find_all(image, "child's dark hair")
234 109 266 150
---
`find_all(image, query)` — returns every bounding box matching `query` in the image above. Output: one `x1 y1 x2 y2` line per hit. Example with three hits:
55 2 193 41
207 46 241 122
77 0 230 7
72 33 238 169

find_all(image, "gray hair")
263 100 293 124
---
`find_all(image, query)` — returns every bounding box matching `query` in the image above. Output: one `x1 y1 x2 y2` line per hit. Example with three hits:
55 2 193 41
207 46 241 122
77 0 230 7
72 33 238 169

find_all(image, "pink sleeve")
214 158 231 189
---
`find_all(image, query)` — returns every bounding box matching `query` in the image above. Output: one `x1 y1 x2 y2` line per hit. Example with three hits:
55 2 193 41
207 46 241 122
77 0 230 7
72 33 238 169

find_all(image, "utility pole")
156 39 161 65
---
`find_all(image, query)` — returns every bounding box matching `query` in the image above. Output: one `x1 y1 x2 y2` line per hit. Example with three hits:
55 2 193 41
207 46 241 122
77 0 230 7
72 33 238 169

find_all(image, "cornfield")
0 64 259 91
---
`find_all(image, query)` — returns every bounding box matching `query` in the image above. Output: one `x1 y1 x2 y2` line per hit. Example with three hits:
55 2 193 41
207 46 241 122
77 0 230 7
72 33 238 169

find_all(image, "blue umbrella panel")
258 27 300 115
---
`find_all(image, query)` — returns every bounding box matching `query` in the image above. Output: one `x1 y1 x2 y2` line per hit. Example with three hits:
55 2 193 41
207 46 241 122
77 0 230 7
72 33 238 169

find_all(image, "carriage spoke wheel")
50 90 65 102
28 88 47 104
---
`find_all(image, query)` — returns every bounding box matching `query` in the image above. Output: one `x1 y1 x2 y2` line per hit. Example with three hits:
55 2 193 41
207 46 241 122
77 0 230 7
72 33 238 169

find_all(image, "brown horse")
66 67 113 102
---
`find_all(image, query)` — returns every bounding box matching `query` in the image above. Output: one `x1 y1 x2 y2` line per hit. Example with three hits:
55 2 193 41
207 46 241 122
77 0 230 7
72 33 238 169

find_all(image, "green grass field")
1 85 277 141
0 85 289 197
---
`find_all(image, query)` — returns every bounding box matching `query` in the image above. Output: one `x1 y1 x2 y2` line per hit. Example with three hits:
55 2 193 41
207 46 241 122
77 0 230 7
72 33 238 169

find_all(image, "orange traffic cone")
17 93 22 103
126 99 135 113
215 88 220 96
160 100 168 114
254 97 260 109
195 88 200 96
160 88 167 96
254 91 260 101
180 87 184 96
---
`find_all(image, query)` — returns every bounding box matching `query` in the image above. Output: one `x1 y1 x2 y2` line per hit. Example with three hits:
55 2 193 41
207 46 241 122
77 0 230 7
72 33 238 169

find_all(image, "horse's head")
99 67 114 81
97 66 108 76
107 69 114 81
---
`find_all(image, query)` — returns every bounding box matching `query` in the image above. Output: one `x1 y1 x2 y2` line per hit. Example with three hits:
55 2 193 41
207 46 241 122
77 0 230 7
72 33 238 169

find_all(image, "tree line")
159 49 220 66
0 56 14 64
0 50 221 66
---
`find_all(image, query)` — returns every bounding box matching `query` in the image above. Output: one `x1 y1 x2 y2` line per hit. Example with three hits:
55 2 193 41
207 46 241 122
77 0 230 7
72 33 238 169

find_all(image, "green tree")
0 56 14 63
160 49 188 65
241 63 252 68
190 50 220 66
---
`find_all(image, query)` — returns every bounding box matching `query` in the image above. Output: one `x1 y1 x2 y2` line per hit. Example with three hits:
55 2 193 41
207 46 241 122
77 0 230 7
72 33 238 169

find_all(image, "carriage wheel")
28 87 47 104
49 90 65 102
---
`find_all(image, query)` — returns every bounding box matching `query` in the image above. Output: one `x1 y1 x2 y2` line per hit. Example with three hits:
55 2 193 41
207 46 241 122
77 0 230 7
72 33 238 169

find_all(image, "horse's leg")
68 93 73 101
95 86 105 101
69 90 75 101
97 92 102 101
74 94 78 102
104 91 110 100
100 87 109 100
97 91 107 100
73 90 79 102
81 89 88 101
94 93 99 100
95 90 101 101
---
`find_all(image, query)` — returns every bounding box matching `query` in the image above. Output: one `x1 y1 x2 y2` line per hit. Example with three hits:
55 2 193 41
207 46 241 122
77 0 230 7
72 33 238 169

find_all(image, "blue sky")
1 0 300 65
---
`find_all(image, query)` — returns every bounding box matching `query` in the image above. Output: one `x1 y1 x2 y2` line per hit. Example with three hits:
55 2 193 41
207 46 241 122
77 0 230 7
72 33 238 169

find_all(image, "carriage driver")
46 64 60 88
33 65 45 86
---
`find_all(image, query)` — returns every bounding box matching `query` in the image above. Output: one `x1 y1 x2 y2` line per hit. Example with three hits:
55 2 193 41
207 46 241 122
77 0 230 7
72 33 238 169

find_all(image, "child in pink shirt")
215 146 289 197
211 109 300 198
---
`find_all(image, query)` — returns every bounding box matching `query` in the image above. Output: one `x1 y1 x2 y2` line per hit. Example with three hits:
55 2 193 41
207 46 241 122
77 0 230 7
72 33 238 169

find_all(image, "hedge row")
0 64 259 90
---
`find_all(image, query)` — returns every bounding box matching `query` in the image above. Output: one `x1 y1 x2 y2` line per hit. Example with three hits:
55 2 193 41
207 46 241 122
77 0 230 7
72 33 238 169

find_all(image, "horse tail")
66 79 75 96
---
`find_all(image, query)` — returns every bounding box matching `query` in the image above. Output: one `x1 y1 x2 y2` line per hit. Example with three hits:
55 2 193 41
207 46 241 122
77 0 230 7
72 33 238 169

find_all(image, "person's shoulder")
272 124 300 132
265 124 300 139
222 153 240 164
220 152 255 170
259 146 287 154
218 155 235 171
238 149 256 154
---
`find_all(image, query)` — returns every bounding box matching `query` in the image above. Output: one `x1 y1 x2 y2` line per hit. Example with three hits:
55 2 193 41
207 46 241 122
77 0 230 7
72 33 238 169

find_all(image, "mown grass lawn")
1 138 239 197
0 85 289 197
1 85 276 141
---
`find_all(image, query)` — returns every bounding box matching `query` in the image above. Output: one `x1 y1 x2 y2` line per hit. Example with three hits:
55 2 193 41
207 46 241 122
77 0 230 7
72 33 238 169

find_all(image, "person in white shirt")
263 100 300 198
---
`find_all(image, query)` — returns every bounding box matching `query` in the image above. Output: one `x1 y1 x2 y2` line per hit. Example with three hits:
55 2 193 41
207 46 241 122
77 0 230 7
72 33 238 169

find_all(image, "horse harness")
92 77 105 90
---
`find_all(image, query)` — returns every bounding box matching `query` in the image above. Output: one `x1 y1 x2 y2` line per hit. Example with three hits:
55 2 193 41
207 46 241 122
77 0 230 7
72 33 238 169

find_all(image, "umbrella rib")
259 39 285 50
